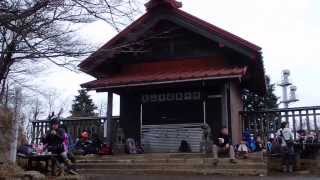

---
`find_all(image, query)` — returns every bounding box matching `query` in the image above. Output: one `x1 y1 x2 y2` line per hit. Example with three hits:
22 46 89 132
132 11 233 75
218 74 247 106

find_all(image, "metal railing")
31 116 119 144
240 106 320 142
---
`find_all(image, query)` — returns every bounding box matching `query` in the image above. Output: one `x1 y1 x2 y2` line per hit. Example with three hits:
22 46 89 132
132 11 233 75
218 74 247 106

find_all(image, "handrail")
240 106 320 144
31 116 119 123
240 106 320 114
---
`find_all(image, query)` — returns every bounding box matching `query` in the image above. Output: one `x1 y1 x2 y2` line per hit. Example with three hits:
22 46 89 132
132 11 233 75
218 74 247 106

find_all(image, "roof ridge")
79 3 262 73
145 0 182 11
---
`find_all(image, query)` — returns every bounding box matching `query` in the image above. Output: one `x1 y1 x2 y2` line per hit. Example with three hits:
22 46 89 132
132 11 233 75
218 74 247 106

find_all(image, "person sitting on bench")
42 118 77 175
212 127 236 164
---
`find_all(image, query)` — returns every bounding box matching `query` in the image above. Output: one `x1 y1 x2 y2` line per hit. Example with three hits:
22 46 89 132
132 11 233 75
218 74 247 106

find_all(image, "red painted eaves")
81 59 247 89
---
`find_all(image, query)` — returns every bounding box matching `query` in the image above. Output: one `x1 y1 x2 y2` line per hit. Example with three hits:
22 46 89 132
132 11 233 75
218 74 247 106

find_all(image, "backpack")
17 144 33 155
98 144 113 155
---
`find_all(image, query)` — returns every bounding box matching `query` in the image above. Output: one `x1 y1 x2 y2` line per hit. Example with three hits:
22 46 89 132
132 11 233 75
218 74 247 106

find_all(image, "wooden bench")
17 153 58 176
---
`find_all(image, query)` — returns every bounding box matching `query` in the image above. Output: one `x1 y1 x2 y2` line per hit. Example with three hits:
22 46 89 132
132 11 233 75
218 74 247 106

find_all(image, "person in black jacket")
212 127 236 164
42 118 77 175
42 119 65 154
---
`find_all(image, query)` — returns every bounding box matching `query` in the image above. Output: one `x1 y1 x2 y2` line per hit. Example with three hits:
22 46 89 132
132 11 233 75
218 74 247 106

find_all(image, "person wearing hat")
276 121 295 173
42 118 65 154
42 118 77 175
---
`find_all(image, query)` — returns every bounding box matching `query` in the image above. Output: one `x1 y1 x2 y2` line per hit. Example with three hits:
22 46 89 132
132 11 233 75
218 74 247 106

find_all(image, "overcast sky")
38 0 320 116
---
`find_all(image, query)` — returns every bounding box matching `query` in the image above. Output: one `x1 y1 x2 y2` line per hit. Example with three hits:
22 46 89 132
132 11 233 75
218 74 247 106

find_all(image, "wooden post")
285 111 289 125
292 110 296 139
313 109 318 132
36 122 39 144
40 122 43 139
226 82 232 141
44 122 48 135
299 110 303 130
32 122 36 144
306 110 311 132
140 104 143 143
203 100 206 124
105 92 113 144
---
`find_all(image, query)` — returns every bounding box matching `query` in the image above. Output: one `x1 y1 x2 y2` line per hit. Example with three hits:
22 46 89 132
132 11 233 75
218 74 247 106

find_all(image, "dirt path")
81 174 319 180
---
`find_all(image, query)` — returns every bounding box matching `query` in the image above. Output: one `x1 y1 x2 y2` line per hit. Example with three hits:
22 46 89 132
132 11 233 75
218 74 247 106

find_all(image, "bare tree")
0 0 139 103
98 100 107 117
31 98 43 121
25 97 43 141
46 89 58 115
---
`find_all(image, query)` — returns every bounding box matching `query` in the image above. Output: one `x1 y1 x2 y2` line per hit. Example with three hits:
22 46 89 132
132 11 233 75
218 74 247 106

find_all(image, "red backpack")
98 144 113 155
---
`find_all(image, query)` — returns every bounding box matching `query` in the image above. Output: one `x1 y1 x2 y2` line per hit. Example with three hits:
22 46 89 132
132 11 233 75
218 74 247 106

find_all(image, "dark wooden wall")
118 82 225 144
94 19 250 78
206 97 223 140
143 100 203 125
120 94 141 142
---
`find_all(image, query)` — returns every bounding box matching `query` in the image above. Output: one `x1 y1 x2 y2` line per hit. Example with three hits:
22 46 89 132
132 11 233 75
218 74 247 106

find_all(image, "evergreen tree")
70 89 97 117
242 76 278 111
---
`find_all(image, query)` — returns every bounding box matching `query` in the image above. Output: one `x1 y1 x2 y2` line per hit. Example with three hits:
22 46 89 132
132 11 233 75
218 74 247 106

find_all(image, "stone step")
77 168 267 176
76 157 263 164
76 153 206 159
77 158 186 164
76 153 263 161
76 156 262 161
75 162 267 170
75 153 267 176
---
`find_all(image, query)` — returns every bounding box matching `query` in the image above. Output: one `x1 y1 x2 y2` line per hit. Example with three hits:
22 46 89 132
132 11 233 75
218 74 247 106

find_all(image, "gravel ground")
81 174 320 180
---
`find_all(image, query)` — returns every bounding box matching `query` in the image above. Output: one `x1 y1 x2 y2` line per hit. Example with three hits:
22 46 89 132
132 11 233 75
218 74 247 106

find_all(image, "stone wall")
267 157 320 174
0 107 14 163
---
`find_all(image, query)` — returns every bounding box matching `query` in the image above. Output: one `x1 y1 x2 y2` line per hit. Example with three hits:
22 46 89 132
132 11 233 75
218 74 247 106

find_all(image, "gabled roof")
79 0 266 94
79 0 261 72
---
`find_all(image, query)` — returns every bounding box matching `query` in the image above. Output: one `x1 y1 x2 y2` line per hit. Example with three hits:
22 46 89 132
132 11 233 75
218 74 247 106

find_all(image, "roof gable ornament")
145 0 182 11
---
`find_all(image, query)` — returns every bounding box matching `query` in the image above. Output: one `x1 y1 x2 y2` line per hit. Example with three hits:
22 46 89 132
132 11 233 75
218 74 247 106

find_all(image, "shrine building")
79 0 266 152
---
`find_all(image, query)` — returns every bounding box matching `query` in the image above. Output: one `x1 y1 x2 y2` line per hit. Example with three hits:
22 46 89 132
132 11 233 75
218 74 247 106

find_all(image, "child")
126 138 137 154
247 134 257 152
255 136 263 152
237 139 249 159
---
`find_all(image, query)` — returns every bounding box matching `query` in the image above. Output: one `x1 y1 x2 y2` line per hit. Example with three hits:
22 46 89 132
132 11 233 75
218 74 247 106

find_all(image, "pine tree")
242 76 278 111
70 89 97 117
242 76 279 140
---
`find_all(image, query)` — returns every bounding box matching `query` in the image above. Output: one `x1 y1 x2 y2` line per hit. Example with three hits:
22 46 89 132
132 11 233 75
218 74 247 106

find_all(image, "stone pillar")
10 117 18 162
105 92 113 144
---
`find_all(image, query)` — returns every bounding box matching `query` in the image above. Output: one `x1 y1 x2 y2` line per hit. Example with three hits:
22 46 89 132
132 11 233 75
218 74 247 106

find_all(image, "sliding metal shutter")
141 123 202 153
